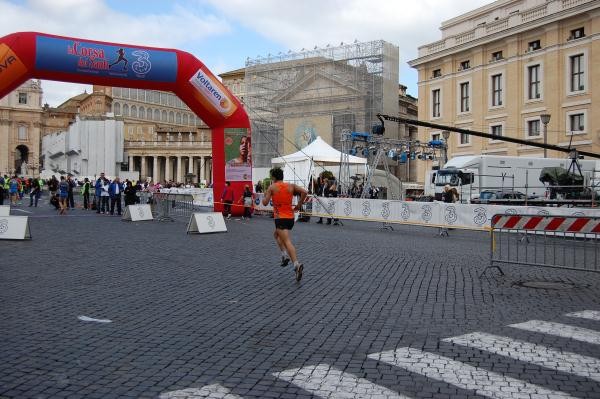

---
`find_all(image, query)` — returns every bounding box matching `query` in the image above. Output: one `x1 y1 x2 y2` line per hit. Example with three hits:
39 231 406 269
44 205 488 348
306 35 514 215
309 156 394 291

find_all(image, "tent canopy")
271 136 367 165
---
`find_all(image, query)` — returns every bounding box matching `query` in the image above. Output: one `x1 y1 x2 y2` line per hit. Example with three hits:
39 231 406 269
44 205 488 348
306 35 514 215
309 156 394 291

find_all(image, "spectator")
0 175 5 205
95 173 105 213
238 185 254 220
8 175 19 206
221 181 234 219
28 178 41 207
108 177 123 216
81 178 91 210
124 181 137 206
67 175 75 209
58 176 69 215
99 177 110 214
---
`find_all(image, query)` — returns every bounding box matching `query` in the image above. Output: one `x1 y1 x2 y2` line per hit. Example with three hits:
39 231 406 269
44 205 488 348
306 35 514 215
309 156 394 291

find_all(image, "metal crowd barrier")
489 213 600 275
152 192 200 221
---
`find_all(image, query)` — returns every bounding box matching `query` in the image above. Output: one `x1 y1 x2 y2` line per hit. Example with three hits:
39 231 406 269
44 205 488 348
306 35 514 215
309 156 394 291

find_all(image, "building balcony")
415 0 595 59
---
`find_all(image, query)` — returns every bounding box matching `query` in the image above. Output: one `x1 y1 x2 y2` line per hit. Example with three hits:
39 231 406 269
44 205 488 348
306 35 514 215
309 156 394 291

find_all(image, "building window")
113 87 121 98
460 133 470 145
527 119 540 137
139 106 145 119
568 112 585 133
569 27 585 40
176 113 182 124
131 105 137 118
431 133 440 142
491 74 502 106
432 68 441 78
18 125 28 140
570 54 584 92
491 51 503 62
527 65 541 100
432 89 441 118
460 82 470 113
183 114 188 125
154 109 160 121
18 93 27 104
490 124 503 139
162 110 167 121
168 111 174 123
459 60 470 71
113 102 121 115
123 104 129 116
527 40 541 52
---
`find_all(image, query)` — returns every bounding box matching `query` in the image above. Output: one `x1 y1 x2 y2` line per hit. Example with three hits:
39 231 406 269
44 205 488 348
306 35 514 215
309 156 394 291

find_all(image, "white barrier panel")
187 212 227 234
0 205 10 216
121 205 154 222
309 197 600 230
0 216 32 240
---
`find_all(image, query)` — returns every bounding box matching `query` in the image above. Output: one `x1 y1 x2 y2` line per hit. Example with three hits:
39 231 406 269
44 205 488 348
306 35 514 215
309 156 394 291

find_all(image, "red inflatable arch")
0 32 250 215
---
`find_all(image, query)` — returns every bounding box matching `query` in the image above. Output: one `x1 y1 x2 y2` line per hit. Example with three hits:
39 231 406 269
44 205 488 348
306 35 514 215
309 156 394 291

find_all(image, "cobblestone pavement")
1 203 600 398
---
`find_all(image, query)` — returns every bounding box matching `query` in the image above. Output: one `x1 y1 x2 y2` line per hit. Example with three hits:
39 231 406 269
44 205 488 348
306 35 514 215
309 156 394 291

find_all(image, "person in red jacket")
221 181 235 219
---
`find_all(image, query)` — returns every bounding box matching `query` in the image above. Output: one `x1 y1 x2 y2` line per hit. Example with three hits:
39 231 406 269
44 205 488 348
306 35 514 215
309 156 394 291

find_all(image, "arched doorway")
14 145 29 175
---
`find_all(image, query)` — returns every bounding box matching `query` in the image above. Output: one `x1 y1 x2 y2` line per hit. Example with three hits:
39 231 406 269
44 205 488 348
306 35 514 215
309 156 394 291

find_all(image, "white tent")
271 136 367 188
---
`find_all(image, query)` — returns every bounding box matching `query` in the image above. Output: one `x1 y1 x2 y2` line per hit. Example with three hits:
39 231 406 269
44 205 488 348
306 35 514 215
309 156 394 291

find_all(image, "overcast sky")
1 0 492 106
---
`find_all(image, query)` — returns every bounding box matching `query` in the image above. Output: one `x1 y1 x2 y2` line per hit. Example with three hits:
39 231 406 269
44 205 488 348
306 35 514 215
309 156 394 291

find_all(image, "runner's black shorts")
274 218 294 230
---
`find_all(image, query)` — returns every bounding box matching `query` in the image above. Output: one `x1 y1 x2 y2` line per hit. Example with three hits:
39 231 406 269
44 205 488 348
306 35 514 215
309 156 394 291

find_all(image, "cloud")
0 0 231 106
205 0 490 54
204 0 491 95
0 0 230 47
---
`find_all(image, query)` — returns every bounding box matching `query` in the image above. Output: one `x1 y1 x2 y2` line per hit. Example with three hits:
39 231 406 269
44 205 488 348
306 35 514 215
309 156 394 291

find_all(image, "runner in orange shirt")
262 167 308 282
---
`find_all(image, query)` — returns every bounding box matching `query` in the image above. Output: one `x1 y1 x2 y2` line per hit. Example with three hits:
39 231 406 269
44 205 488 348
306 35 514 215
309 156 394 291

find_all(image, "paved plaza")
1 203 600 398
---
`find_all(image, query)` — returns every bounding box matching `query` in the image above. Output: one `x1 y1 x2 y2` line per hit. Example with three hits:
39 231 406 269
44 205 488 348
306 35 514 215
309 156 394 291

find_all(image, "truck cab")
426 167 476 201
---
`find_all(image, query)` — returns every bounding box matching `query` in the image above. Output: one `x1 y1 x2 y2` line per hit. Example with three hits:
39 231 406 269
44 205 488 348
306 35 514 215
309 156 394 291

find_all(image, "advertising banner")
224 128 251 181
35 36 178 82
308 197 600 230
0 43 28 93
189 68 238 117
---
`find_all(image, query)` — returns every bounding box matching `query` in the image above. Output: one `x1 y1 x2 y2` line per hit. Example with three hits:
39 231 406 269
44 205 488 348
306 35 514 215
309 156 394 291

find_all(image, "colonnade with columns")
128 154 212 184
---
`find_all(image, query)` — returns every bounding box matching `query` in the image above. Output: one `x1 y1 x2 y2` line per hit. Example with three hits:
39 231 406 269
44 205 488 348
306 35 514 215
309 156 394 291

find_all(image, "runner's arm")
293 185 308 211
262 186 272 206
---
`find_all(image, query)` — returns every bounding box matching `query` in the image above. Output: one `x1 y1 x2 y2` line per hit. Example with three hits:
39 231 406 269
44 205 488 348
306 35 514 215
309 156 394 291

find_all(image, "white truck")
425 155 598 202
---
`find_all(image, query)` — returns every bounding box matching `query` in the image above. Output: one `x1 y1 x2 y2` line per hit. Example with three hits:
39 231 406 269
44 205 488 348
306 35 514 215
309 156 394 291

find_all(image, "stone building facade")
409 0 600 184
0 79 44 177
89 86 214 184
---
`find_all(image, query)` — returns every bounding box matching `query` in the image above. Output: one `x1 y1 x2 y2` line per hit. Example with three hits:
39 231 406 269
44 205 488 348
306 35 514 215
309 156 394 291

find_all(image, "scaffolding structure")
338 130 446 199
244 40 399 168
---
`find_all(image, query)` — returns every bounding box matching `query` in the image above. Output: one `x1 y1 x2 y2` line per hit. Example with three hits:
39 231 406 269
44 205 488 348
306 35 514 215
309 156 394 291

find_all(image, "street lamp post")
540 114 551 158
442 130 450 165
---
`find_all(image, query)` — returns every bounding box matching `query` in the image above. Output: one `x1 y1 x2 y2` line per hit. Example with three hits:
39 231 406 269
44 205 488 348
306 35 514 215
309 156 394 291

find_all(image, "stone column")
199 156 205 183
188 156 194 177
128 156 134 172
176 156 182 183
165 156 170 182
140 156 147 182
152 156 158 183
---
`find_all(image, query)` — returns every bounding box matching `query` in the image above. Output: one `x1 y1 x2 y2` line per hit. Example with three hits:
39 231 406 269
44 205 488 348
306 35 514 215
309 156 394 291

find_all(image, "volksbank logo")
189 68 237 117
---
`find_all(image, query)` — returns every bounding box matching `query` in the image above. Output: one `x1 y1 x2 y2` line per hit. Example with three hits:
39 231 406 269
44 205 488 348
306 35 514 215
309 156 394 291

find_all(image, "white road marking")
274 363 413 398
444 331 600 382
368 347 576 399
77 315 112 323
566 310 600 321
11 208 32 214
510 320 600 345
159 384 243 398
